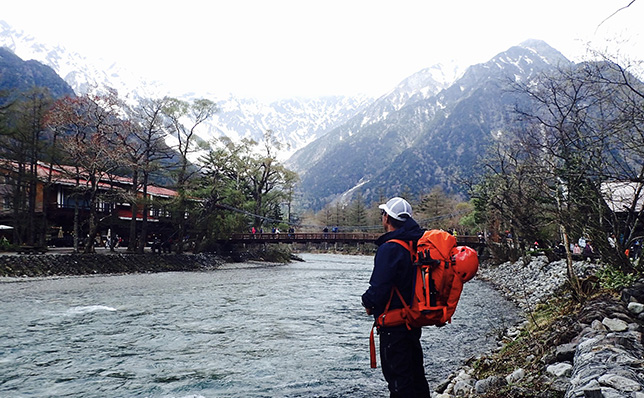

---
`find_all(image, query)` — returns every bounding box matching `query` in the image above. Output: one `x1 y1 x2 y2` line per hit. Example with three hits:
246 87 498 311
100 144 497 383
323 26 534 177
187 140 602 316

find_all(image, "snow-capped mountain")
0 20 374 160
286 62 464 174
194 93 374 155
382 62 464 111
0 20 163 103
291 40 572 208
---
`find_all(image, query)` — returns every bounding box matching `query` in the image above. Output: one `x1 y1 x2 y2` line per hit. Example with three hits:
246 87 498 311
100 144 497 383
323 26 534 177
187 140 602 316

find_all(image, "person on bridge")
362 197 430 397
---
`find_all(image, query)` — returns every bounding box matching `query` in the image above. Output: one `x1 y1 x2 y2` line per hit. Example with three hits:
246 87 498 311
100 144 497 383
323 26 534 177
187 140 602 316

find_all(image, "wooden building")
0 161 179 246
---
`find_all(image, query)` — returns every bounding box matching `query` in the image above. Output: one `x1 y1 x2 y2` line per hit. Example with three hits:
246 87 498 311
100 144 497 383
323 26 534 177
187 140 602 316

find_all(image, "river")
0 253 520 398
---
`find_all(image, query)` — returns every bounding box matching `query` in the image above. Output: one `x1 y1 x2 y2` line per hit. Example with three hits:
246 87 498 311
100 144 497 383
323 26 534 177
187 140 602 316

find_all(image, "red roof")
2 160 178 198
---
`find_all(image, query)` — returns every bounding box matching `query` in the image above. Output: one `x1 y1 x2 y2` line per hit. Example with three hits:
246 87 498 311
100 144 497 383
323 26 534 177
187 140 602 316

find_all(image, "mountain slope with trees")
0 47 74 100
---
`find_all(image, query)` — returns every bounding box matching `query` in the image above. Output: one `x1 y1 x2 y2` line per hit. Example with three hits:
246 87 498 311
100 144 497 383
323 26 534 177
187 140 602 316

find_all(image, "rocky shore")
432 256 644 398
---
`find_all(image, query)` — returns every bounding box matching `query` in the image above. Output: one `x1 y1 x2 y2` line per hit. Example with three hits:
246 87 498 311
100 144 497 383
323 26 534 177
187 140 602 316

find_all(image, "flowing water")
0 253 520 398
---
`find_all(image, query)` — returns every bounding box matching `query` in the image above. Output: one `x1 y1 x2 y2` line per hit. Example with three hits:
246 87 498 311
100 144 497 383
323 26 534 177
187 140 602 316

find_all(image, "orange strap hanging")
369 324 377 368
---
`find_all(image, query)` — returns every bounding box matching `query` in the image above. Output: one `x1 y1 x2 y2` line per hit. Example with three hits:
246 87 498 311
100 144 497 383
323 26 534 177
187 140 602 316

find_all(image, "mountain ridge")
291 40 573 208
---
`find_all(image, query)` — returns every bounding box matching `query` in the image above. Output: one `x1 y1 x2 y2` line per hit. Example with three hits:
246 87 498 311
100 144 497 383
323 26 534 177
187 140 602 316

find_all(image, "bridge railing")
229 232 382 242
227 233 483 246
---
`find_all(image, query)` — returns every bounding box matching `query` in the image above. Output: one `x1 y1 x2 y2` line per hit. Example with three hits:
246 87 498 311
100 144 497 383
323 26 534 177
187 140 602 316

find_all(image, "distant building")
0 160 179 245
601 181 644 214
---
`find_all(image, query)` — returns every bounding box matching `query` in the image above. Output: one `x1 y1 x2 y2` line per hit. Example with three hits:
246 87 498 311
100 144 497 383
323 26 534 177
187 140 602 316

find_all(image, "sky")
3 0 643 100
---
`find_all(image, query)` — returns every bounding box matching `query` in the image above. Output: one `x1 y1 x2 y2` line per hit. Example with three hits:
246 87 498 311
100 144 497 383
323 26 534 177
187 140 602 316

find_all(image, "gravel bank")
432 256 644 398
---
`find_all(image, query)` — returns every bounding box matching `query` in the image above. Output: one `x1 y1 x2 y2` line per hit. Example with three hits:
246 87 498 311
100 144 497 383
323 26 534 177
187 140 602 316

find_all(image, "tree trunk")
73 201 80 252
83 184 99 254
137 172 150 254
83 206 98 254
128 170 139 253
12 164 24 245
176 199 186 254
26 162 36 246
560 224 582 300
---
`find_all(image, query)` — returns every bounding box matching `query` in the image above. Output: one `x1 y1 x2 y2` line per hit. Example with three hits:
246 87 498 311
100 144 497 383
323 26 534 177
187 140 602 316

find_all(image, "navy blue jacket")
362 217 424 319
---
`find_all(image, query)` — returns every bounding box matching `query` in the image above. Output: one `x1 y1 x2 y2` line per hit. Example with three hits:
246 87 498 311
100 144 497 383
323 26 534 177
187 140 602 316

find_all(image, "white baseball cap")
379 197 412 221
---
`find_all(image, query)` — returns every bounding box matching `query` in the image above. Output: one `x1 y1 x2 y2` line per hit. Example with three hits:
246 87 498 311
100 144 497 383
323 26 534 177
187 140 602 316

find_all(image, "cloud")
3 0 642 100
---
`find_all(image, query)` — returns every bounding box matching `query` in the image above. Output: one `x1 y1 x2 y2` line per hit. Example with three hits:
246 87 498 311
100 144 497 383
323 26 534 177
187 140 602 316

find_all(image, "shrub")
596 265 639 290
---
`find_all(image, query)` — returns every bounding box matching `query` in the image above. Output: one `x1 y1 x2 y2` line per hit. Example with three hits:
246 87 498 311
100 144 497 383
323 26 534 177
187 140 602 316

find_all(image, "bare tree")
416 186 467 232
0 88 54 246
475 54 644 302
120 97 174 253
486 56 644 283
45 90 126 253
597 0 638 30
525 60 642 268
475 130 559 262
346 192 368 230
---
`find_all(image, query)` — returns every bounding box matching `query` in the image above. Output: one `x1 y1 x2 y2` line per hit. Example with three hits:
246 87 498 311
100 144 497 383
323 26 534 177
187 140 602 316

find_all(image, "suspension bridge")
214 203 484 248
224 232 483 248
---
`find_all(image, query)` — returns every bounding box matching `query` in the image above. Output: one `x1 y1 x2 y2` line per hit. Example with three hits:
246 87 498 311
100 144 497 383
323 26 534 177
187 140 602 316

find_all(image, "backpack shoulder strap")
387 239 416 262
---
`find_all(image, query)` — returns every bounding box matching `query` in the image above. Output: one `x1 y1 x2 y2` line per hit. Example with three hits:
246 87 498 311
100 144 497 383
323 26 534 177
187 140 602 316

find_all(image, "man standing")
362 197 430 397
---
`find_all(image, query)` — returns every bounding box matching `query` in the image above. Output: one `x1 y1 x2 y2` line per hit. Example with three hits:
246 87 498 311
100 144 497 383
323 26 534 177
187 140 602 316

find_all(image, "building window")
96 200 112 213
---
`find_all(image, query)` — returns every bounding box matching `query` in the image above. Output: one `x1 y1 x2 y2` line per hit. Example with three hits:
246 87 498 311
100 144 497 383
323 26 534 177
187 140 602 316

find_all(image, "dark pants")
380 327 430 398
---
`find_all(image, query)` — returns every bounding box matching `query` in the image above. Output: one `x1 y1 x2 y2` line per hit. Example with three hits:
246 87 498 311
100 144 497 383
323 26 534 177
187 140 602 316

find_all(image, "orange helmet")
451 246 479 282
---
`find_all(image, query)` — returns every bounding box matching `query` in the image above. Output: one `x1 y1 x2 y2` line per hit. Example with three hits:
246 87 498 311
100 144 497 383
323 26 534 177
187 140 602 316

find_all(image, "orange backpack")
369 229 476 368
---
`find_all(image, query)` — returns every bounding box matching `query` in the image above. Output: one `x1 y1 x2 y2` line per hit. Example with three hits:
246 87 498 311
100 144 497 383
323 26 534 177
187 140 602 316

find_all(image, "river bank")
0 244 300 278
433 256 644 398
0 252 226 278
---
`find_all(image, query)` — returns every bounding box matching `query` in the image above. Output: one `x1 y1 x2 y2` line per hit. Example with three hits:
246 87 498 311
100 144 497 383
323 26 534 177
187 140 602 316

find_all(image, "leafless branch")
597 0 637 31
